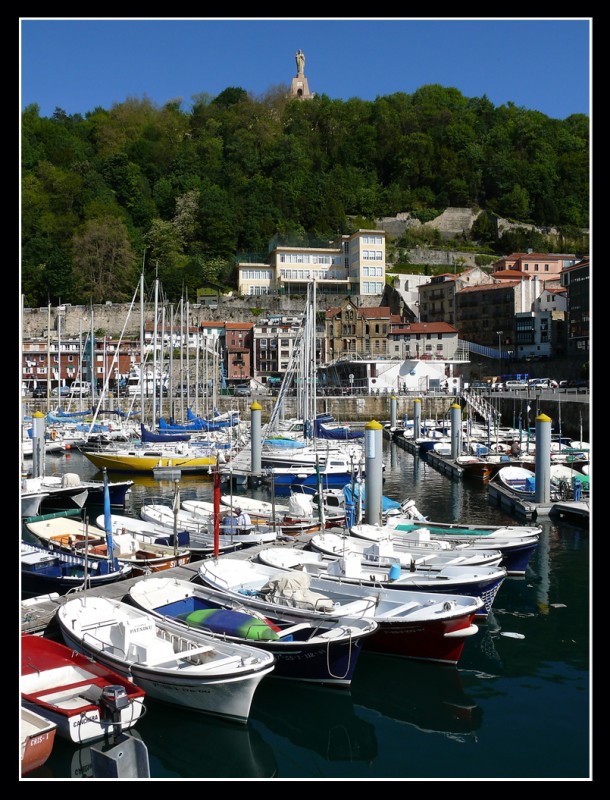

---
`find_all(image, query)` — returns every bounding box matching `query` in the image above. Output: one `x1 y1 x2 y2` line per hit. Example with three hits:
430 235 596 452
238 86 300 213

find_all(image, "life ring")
51 430 57 441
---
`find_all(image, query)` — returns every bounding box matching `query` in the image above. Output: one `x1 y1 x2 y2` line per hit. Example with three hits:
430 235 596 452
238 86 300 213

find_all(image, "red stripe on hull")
363 614 476 665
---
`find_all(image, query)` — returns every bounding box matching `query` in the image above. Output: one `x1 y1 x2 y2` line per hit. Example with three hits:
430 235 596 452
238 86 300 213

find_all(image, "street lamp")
496 331 503 362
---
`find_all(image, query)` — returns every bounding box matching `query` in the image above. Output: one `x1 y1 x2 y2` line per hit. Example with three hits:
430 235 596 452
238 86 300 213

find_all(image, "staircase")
464 391 500 427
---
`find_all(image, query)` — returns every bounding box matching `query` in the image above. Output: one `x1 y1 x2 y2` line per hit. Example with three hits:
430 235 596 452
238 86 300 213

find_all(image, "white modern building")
238 230 387 297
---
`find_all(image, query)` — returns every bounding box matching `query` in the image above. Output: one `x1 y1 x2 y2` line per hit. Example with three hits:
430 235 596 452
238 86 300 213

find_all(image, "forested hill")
21 84 589 307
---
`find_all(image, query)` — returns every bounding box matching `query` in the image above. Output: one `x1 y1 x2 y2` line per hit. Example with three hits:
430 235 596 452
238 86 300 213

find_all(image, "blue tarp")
342 482 401 512
314 419 364 441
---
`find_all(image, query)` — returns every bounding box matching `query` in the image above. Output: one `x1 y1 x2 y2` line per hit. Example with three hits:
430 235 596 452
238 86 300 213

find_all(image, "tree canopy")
21 85 589 307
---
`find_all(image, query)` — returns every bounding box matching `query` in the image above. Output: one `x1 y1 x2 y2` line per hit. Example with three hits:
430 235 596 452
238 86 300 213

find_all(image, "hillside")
21 85 589 308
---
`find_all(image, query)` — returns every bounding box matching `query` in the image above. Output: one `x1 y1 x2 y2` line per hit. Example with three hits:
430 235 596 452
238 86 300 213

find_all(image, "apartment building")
21 335 136 391
238 230 386 297
388 320 460 361
561 256 590 356
492 251 578 278
417 267 494 325
325 298 400 362
224 322 253 385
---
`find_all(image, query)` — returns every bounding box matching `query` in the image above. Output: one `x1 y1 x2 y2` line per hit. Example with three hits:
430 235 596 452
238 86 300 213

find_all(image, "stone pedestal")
290 75 313 99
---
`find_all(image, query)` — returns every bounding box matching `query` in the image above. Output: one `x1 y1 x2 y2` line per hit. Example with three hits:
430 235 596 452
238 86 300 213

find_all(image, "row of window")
361 250 383 261
241 269 273 279
362 282 384 294
278 269 351 281
361 267 383 277
361 235 383 245
278 254 336 265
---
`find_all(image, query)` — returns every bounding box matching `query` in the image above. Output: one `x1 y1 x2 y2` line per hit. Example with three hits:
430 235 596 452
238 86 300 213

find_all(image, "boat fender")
51 430 57 440
388 563 401 581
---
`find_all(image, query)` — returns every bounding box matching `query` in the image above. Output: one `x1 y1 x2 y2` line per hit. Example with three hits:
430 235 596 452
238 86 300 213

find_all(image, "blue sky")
20 18 591 121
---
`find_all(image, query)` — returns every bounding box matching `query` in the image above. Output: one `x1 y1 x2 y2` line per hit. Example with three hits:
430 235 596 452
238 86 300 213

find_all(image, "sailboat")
224 282 365 482
79 274 222 474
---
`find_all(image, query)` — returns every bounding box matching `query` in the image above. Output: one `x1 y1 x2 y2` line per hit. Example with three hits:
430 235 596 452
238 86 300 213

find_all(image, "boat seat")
141 643 215 667
328 598 376 617
28 678 105 710
204 655 244 671
277 622 312 638
382 601 420 617
21 665 95 693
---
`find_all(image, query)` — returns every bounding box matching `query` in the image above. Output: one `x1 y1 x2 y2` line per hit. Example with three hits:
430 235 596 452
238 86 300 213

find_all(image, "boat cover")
260 572 334 612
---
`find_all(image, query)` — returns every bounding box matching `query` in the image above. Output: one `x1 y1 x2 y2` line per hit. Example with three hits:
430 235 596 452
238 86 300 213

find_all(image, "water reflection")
351 654 482 739
135 699 277 778
251 680 377 764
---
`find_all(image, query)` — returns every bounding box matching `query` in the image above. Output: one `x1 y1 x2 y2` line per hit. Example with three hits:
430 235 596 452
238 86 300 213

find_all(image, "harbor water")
22 440 591 780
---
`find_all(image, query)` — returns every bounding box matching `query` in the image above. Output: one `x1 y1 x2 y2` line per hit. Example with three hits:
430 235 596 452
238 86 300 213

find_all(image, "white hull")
57 595 275 724
21 698 143 745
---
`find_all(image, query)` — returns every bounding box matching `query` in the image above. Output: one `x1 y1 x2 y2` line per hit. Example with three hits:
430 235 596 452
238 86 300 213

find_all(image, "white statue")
295 49 305 75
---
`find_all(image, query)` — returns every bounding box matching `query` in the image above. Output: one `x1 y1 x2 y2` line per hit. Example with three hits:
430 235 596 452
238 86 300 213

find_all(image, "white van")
68 380 92 396
504 380 527 391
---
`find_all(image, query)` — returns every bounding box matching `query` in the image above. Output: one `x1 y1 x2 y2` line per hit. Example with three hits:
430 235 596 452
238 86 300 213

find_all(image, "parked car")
234 384 251 397
50 386 72 397
32 385 48 399
504 380 528 391
528 378 558 389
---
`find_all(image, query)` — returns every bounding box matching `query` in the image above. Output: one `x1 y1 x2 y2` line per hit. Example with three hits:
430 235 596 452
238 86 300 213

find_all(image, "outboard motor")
100 685 130 740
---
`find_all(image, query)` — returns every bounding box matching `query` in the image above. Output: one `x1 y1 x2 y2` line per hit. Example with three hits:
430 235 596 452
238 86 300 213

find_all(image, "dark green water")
23 442 591 780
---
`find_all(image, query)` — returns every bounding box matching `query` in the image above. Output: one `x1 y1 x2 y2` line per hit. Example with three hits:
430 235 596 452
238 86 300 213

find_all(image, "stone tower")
290 48 314 100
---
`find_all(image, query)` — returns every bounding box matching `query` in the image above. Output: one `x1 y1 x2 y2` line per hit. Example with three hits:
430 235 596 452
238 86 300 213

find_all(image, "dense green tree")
20 86 589 304
71 218 138 302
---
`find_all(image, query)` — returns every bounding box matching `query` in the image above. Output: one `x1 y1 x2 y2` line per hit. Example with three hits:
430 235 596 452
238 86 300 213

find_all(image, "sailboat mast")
169 303 174 418
57 310 62 410
90 305 95 405
160 301 166 422
152 268 159 430
139 272 145 417
185 295 190 412
46 302 51 406
78 321 83 414
179 296 184 423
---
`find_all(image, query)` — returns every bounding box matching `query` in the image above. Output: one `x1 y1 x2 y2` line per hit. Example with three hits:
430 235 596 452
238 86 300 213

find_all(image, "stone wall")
22 393 589 440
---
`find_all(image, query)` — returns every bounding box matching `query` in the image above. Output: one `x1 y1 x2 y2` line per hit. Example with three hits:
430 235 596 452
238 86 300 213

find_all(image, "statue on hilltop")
295 49 305 76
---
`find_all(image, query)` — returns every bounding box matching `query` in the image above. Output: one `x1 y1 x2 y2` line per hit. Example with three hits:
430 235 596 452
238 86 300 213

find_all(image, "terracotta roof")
225 322 254 330
357 307 392 319
497 252 577 260
492 270 524 278
459 281 521 293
